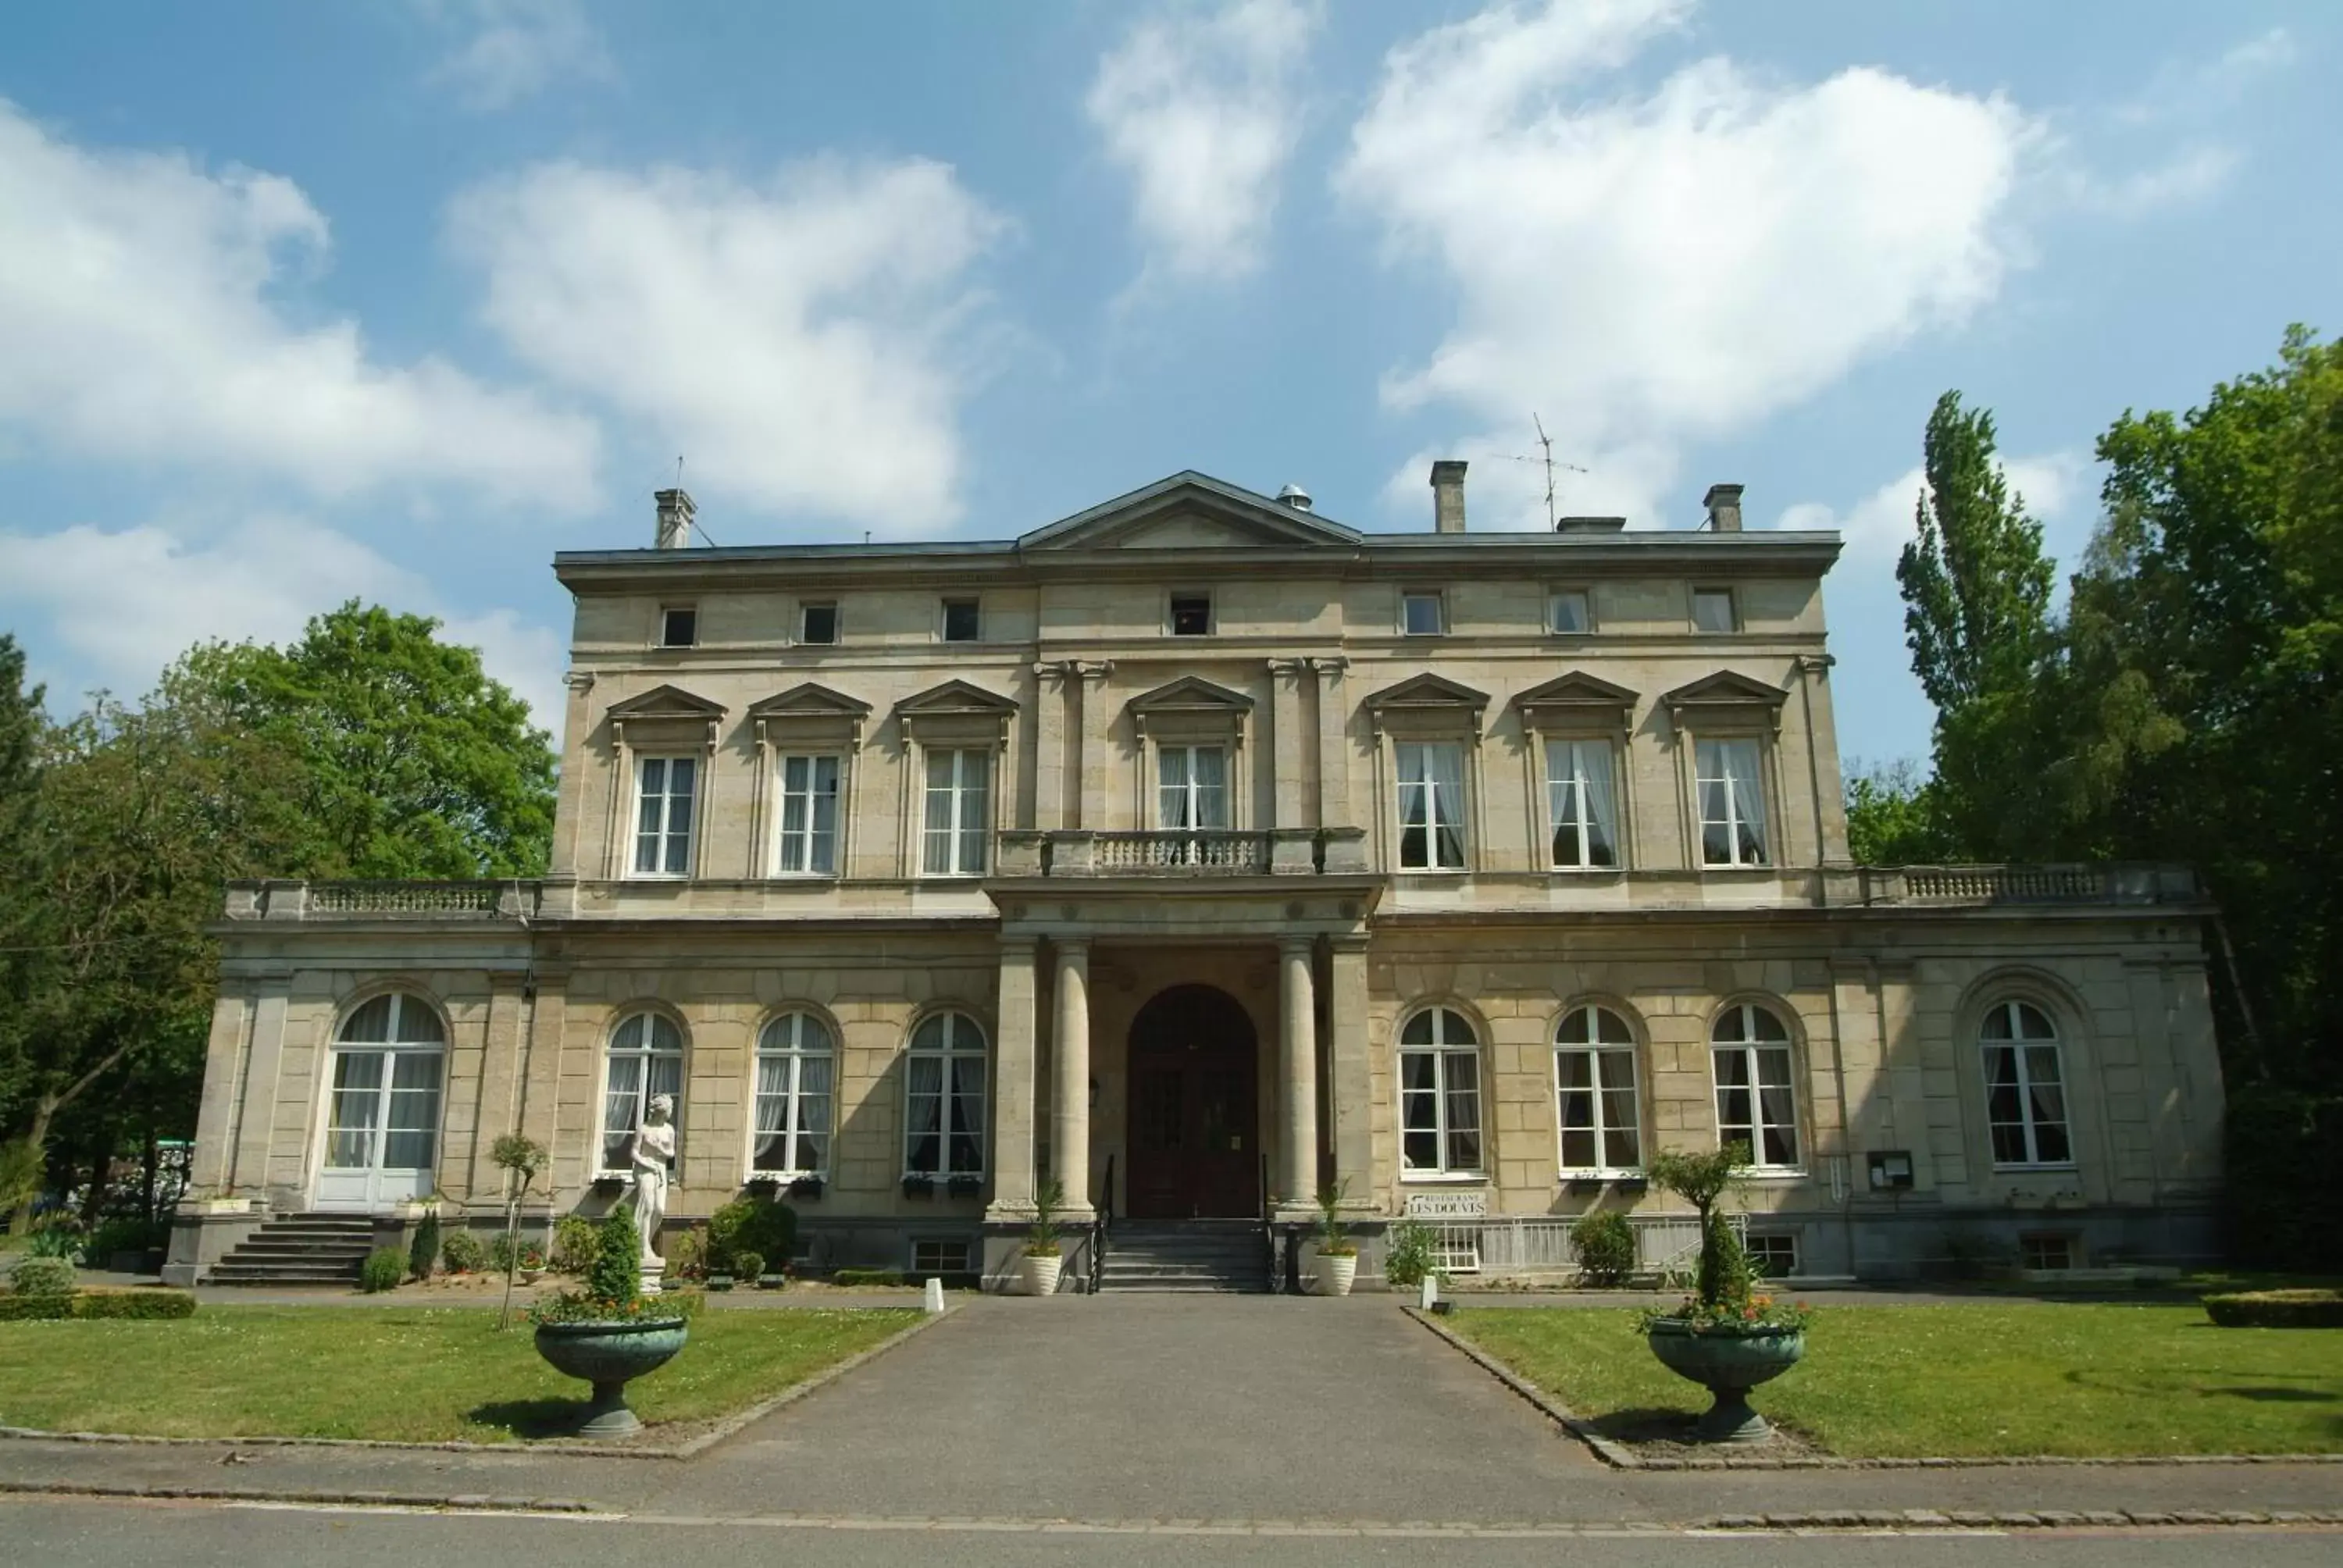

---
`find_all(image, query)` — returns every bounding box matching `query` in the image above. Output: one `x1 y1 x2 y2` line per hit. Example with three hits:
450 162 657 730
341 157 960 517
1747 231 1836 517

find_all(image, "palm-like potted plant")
1639 1142 1810 1442
1307 1178 1358 1296
529 1203 690 1437
1020 1178 1067 1295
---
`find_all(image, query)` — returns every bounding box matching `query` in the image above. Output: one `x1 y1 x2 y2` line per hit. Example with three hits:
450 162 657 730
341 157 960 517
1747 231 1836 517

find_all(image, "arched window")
1400 1007 1482 1176
1981 1000 2072 1167
1710 1003 1798 1168
320 992 446 1208
1554 1005 1641 1175
603 1012 684 1173
754 1012 834 1176
905 1012 986 1178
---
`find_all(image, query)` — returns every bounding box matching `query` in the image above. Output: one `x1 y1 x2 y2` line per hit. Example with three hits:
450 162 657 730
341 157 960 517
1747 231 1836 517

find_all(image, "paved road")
4 1496 2339 1566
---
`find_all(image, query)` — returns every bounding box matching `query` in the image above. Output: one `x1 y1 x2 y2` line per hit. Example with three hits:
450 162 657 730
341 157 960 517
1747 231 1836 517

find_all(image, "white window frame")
1746 1232 1799 1278
1400 1007 1484 1180
631 754 698 878
1155 743 1229 831
1553 1004 1642 1178
904 1011 987 1179
1695 736 1770 868
1691 586 1737 633
1981 1000 2076 1169
798 601 840 645
920 747 992 877
772 752 844 876
658 604 698 647
751 1011 833 1178
1710 1002 1800 1171
1395 739 1468 871
601 1011 684 1175
1545 738 1620 870
1547 587 1592 635
1400 590 1446 636
318 992 448 1205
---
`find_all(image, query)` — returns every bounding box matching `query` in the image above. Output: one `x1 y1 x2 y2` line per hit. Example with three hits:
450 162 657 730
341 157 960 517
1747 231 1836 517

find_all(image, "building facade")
168 467 2225 1288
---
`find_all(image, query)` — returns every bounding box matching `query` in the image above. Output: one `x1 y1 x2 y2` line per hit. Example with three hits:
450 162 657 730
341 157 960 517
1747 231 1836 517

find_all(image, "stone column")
187 989 253 1196
986 941 1041 1217
1051 939 1094 1216
1278 937 1320 1212
1311 657 1350 829
1326 936 1373 1198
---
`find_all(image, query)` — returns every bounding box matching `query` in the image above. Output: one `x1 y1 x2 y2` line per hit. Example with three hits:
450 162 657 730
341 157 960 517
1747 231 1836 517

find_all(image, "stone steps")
1099 1221 1268 1294
207 1213 376 1286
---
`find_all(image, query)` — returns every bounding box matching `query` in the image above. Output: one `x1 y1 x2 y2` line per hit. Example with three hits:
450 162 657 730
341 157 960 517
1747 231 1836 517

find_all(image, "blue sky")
0 1 2333 768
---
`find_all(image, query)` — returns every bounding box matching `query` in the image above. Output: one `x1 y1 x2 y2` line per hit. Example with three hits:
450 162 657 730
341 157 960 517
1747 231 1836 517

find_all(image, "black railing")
1260 1152 1279 1295
1091 1155 1114 1295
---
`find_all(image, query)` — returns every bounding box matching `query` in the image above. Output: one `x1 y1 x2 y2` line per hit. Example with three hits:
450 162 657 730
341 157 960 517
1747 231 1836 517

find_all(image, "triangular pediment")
604 683 726 722
747 682 872 720
896 679 1018 717
1128 675 1255 715
1514 671 1639 725
1364 672 1490 715
1661 670 1789 710
1018 472 1362 553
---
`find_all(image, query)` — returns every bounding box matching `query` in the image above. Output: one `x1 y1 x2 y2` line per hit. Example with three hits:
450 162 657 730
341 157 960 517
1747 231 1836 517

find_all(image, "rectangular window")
912 1238 970 1274
800 602 839 645
775 754 843 875
1692 587 1737 633
1745 1233 1799 1278
1556 1047 1641 1174
1395 741 1468 870
942 597 981 643
1170 593 1212 636
1713 1042 1799 1167
1545 739 1619 869
660 606 698 647
921 748 991 875
1548 589 1592 634
2020 1234 2075 1271
1156 745 1228 831
1401 591 1446 636
1401 1051 1482 1174
632 755 697 876
1695 737 1769 867
1985 1042 2073 1166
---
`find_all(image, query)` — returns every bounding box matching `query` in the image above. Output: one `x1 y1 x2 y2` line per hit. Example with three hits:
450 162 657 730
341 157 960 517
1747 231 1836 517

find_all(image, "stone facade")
169 470 2224 1288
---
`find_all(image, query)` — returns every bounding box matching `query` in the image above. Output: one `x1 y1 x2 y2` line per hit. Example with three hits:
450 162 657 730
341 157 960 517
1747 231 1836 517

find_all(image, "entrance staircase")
1098 1220 1268 1293
205 1213 376 1286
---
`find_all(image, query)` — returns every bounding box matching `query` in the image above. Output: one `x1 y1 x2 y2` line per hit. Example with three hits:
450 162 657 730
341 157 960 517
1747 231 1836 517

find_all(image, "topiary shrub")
0 1295 72 1320
74 1290 197 1320
587 1204 642 1308
2204 1289 2343 1328
440 1228 487 1274
731 1249 765 1286
1570 1210 1636 1286
408 1212 441 1281
1383 1220 1439 1288
551 1215 601 1273
707 1196 797 1276
360 1247 406 1294
9 1254 77 1297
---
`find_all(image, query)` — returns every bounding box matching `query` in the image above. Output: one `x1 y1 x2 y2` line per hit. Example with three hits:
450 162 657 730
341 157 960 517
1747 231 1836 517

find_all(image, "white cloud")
448 156 1006 533
1336 0 2037 528
423 0 615 112
0 517 566 728
1086 0 1321 285
2064 144 2237 219
0 100 599 508
1775 449 2090 565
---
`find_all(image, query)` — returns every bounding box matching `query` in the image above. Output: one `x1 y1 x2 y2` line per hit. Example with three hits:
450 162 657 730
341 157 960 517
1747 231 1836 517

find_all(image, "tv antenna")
1498 414 1588 529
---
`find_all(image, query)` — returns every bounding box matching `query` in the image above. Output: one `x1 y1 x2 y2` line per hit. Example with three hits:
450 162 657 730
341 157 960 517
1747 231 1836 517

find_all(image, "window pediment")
606 683 725 747
1661 669 1788 732
1128 674 1252 741
896 679 1017 745
1514 671 1638 732
750 682 872 750
1366 672 1490 738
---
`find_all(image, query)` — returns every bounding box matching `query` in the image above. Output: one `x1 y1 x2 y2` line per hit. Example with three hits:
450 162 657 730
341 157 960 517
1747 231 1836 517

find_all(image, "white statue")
631 1093 676 1271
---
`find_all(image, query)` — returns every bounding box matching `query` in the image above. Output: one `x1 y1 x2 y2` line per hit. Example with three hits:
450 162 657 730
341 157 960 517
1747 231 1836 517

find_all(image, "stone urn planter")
1645 1320 1805 1442
1019 1250 1063 1295
533 1317 690 1437
1307 1249 1358 1296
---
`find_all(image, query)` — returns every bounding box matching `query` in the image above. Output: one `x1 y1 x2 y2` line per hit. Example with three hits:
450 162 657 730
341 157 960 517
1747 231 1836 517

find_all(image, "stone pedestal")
640 1256 666 1295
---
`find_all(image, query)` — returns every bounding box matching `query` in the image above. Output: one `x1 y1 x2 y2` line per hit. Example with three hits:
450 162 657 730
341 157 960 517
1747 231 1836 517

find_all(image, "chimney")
1703 483 1744 533
1276 483 1314 512
654 488 696 550
1430 459 1467 533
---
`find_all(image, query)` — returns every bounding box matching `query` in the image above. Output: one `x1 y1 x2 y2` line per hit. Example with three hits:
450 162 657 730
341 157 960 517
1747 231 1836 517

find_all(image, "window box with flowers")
901 1173 936 1200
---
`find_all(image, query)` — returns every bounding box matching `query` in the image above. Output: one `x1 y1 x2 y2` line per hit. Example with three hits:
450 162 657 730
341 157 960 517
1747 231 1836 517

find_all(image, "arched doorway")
1126 984 1261 1219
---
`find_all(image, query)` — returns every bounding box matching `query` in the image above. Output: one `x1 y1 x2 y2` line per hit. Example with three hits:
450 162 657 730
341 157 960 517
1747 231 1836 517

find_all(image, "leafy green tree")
193 601 555 878
1842 759 1960 865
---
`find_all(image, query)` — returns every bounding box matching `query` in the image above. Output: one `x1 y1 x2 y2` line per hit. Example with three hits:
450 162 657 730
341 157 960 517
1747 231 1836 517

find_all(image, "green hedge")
0 1290 198 1321
832 1267 904 1288
2203 1288 2343 1328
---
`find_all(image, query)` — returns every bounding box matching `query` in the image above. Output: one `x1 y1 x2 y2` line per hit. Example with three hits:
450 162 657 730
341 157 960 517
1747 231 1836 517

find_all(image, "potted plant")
530 1203 690 1437
1020 1178 1067 1296
901 1173 936 1200
1639 1143 1810 1443
518 1245 546 1285
788 1174 825 1199
946 1173 983 1199
1307 1179 1358 1296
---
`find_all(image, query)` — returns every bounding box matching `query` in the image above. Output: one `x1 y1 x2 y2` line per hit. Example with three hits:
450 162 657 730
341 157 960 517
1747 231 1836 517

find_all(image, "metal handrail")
1092 1155 1114 1295
1260 1152 1278 1294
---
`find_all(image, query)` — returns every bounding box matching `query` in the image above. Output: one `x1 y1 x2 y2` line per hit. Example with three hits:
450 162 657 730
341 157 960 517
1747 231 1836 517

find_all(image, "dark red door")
1126 985 1261 1219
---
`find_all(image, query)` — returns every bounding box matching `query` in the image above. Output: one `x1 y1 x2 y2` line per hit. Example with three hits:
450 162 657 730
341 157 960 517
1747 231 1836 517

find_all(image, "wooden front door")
1126 985 1261 1219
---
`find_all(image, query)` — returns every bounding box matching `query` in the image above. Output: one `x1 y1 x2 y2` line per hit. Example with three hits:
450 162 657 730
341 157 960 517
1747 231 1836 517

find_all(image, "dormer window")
1548 589 1591 635
659 606 698 648
1170 593 1212 636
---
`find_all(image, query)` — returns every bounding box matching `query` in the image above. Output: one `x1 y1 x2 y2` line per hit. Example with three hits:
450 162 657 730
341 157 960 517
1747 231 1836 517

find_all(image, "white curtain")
1157 745 1190 827
922 750 956 874
1721 739 1768 864
1428 743 1467 868
958 750 990 873
808 756 840 872
1575 741 1617 867
1193 746 1226 828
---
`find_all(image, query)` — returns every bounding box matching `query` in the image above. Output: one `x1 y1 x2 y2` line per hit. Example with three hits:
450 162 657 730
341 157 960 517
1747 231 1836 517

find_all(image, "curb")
1402 1306 2343 1472
0 1477 601 1513
0 1304 954 1463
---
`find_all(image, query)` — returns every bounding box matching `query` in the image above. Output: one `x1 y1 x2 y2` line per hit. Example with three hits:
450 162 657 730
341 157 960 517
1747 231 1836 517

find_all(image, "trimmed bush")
488 1230 520 1273
1570 1210 1637 1287
2204 1288 2343 1328
707 1196 797 1276
359 1247 406 1294
74 1290 198 1320
9 1255 77 1297
0 1295 72 1320
440 1228 487 1274
587 1205 641 1306
551 1215 600 1273
731 1250 765 1285
833 1267 904 1288
408 1213 440 1281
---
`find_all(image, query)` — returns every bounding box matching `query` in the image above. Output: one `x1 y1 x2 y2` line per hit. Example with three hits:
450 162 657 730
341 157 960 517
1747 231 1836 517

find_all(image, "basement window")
911 1238 969 1275
1745 1233 1799 1279
2020 1234 2076 1272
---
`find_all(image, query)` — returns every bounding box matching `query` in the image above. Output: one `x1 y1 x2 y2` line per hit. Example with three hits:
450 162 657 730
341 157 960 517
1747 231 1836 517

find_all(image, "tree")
1842 759 1960 866
0 636 48 1142
194 601 556 878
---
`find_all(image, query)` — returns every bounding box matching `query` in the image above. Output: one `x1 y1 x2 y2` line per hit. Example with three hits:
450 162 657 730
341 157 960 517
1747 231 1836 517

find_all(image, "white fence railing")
1398 1213 1746 1279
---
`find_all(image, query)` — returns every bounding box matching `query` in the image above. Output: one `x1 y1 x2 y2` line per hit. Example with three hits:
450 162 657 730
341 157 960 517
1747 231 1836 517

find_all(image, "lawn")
0 1305 921 1443
1448 1303 2343 1458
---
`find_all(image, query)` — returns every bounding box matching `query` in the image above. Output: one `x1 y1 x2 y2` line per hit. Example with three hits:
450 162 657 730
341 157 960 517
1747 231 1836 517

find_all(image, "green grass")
0 1306 920 1443
1450 1304 2343 1458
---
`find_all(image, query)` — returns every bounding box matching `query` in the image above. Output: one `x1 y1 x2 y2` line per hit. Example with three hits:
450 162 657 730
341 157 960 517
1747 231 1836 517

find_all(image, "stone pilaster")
1326 936 1373 1201
1311 657 1350 829
229 976 291 1199
986 940 1040 1217
1032 661 1072 831
1269 657 1309 830
1072 661 1114 829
